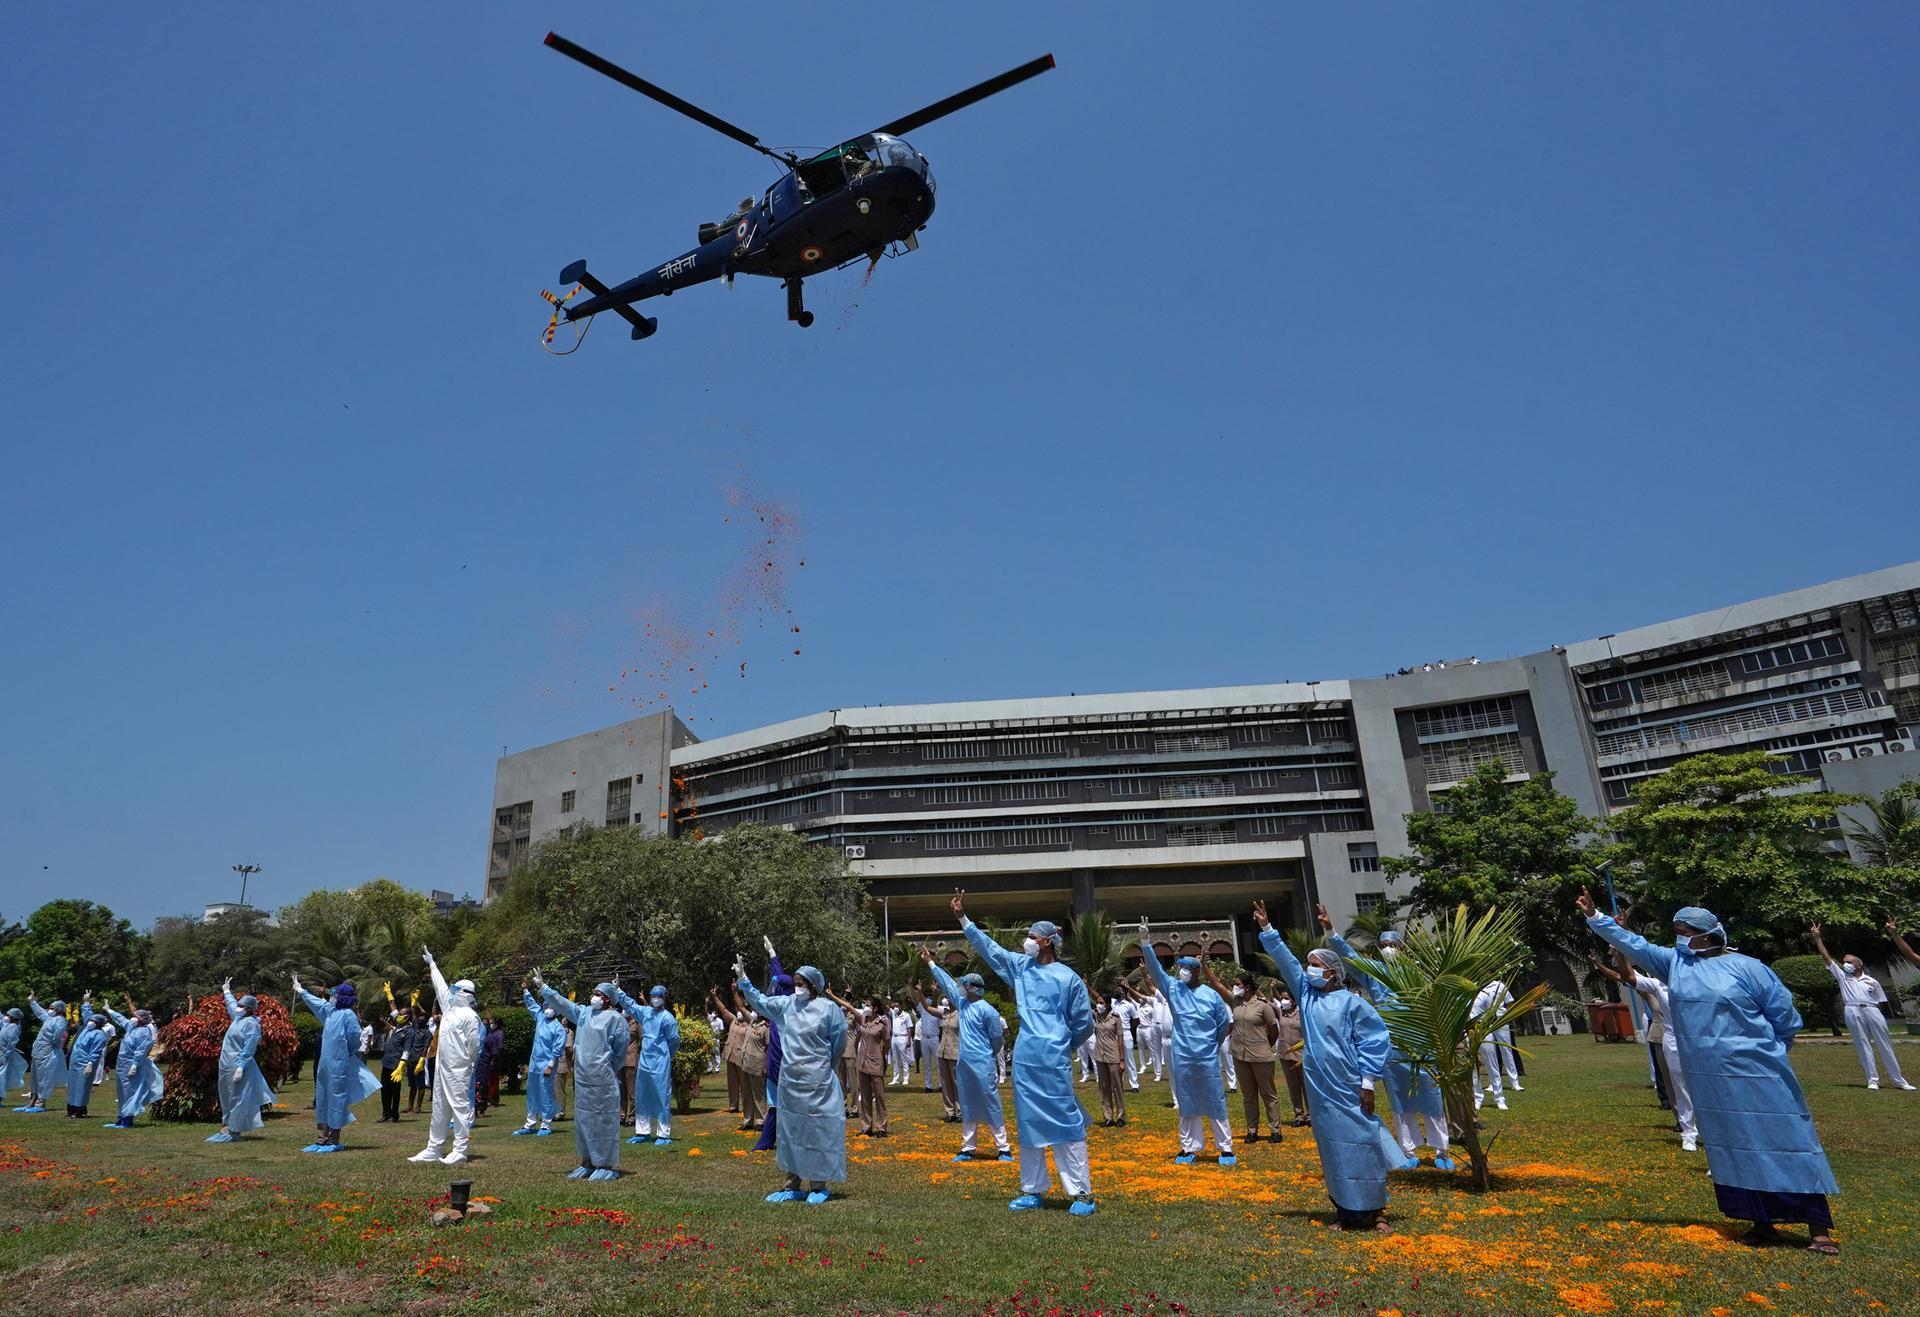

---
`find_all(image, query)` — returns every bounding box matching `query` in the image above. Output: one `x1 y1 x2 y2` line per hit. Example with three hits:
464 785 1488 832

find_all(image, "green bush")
289 1011 321 1082
496 1008 534 1090
672 1011 715 1113
1771 955 1839 1034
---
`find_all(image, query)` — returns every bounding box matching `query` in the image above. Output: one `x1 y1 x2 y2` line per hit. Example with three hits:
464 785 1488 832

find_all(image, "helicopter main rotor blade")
544 32 788 163
873 53 1056 139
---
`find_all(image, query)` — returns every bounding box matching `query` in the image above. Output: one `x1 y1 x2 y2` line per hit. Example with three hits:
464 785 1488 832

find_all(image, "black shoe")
1243 1131 1257 1143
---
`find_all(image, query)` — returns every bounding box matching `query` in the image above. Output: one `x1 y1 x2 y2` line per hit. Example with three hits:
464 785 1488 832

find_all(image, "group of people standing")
2 994 163 1127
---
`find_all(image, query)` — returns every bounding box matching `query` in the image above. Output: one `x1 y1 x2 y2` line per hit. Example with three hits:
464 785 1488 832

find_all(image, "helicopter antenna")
544 33 799 165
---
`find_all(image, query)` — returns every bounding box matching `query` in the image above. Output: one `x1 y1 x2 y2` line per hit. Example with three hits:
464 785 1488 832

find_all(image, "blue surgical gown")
0 1019 26 1096
543 988 625 1171
217 989 276 1133
1327 933 1445 1130
28 1002 68 1099
611 989 680 1128
928 964 1008 1129
295 990 381 1131
1259 929 1402 1212
1586 915 1838 1196
106 1009 165 1120
66 1026 110 1108
522 991 567 1122
739 978 847 1185
1141 952 1233 1120
963 919 1092 1148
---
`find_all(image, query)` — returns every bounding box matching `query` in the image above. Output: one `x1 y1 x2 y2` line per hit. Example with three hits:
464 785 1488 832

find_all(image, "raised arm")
537 982 586 1028
523 988 542 1018
223 980 242 1021
737 975 786 1026
1808 922 1838 969
1886 917 1920 969
927 961 964 1011
1138 919 1173 995
29 998 52 1025
424 949 453 1012
960 916 1022 988
295 981 332 1020
1577 886 1674 980
1586 951 1626 985
1252 900 1307 1001
105 1006 131 1031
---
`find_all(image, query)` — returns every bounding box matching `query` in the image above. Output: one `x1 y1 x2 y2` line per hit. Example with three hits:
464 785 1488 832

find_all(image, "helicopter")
538 32 1054 346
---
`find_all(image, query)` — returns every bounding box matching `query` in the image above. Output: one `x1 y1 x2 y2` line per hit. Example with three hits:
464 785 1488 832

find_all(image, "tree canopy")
1383 762 1599 970
0 899 145 1006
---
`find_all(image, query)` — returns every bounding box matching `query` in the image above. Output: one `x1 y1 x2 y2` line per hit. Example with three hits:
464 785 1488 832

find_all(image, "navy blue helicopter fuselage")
565 132 934 322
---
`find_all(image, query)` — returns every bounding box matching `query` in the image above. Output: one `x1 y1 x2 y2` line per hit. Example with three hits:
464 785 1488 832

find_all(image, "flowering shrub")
670 1009 714 1113
153 992 299 1122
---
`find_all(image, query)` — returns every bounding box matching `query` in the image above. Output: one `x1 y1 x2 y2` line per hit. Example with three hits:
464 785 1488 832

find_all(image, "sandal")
1807 1238 1839 1256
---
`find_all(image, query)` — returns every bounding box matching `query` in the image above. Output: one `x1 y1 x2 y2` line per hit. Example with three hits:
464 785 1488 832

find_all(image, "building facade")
489 562 1920 931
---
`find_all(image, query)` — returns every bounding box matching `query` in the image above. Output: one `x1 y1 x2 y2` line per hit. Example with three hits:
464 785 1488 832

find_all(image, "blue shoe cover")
104 1122 125 1129
510 1127 532 1136
1069 1197 1098 1216
653 1137 672 1146
16 1106 45 1114
205 1131 233 1143
1008 1194 1042 1212
996 1152 1014 1161
588 1168 617 1181
535 1128 552 1136
805 1190 830 1205
1433 1155 1456 1171
625 1135 648 1144
1398 1155 1421 1171
1173 1153 1196 1165
764 1189 804 1203
300 1143 322 1153
312 1144 339 1154
1218 1154 1238 1167
566 1166 591 1180
952 1152 975 1162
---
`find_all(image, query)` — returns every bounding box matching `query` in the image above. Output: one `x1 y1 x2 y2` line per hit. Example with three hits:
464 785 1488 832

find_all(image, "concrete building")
486 711 695 901
488 561 1920 932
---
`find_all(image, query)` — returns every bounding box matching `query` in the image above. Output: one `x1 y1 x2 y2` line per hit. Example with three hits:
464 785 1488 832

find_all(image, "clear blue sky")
5 6 1915 927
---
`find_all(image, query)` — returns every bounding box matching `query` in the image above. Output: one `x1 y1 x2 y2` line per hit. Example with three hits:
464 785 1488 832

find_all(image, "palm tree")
1061 909 1127 994
1342 908 1398 952
1346 903 1546 1192
1253 926 1324 982
1844 786 1920 870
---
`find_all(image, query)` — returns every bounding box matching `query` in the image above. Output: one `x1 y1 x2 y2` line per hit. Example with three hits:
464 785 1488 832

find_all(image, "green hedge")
1771 955 1839 1035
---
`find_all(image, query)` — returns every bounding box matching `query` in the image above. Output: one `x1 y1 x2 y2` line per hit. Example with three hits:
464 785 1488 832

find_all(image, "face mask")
590 995 607 1010
1231 986 1245 999
794 986 812 1003
1096 1003 1108 1015
859 1007 873 1019
1843 963 1861 977
543 1008 557 1020
1022 937 1041 957
1305 968 1333 991
650 997 667 1009
1279 997 1294 1010
1177 968 1195 984
1380 945 1400 961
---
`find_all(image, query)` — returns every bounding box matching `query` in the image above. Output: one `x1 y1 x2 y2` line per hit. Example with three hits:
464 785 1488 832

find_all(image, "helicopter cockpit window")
840 137 878 181
876 136 919 172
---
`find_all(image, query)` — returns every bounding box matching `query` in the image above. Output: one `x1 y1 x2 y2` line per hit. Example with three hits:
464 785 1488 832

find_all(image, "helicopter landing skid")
784 278 815 329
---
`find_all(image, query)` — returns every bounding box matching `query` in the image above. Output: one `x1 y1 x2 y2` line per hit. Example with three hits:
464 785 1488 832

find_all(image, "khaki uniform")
1229 997 1282 1135
1093 1011 1128 1123
1273 1001 1308 1120
854 1016 891 1133
936 1007 961 1118
734 1014 768 1126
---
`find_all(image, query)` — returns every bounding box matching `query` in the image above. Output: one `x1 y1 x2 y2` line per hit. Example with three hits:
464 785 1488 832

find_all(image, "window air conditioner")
1855 743 1882 758
1823 747 1855 762
844 844 867 859
1886 738 1915 753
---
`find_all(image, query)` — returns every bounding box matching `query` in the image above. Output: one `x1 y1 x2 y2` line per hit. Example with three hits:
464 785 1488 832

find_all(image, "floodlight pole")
232 863 263 909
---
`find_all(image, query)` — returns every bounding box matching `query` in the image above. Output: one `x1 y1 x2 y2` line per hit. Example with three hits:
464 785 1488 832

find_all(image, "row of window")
1592 686 1871 758
1419 732 1525 785
1411 698 1517 740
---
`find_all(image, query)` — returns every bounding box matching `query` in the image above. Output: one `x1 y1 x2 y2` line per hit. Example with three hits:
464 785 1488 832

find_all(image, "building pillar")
1071 868 1097 917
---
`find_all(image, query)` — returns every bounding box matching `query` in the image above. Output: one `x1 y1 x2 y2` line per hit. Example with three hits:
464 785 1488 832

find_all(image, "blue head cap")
593 982 618 1002
959 973 986 995
5 1007 20 1021
794 965 825 993
1175 956 1203 971
1377 929 1404 947
237 994 259 1013
90 1013 108 1027
332 982 358 1008
1672 906 1719 933
50 1000 66 1013
649 984 668 1002
1028 920 1061 942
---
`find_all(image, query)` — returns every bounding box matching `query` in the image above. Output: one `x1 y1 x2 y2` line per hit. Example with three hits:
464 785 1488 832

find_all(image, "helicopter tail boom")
562 242 731 329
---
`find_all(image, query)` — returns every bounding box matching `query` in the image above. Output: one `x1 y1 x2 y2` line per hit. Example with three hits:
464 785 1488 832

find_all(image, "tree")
1608 751 1882 957
145 909 292 1016
0 899 147 1007
1356 903 1546 1192
1061 909 1127 995
1383 763 1598 987
462 823 885 1004
1843 781 1920 923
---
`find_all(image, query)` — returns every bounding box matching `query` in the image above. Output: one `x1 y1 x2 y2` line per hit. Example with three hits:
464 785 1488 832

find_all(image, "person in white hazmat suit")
409 948 484 1166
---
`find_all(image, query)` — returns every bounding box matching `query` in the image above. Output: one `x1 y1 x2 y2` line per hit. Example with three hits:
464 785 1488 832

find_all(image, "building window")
560 789 576 813
606 777 632 825
1413 698 1516 739
1156 731 1229 753
1319 765 1356 787
1166 823 1236 847
1245 767 1300 789
1107 769 1155 797
1739 632 1847 674
923 739 993 762
1354 892 1386 914
927 784 992 804
1347 841 1381 874
1160 777 1232 800
1115 815 1157 844
1108 733 1147 752
1420 732 1524 785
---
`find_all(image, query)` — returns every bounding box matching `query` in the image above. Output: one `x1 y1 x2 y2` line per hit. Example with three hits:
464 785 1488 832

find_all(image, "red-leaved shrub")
153 992 299 1122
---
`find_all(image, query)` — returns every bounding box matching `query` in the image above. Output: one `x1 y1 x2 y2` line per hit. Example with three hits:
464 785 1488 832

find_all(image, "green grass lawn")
1 1034 1915 1315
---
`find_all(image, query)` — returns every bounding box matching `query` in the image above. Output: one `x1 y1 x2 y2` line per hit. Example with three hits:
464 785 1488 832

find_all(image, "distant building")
202 902 275 925
487 561 1920 932
430 889 481 915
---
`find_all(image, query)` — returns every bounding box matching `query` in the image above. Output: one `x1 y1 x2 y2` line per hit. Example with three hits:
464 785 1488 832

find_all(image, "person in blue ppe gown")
207 981 276 1142
1254 899 1403 1232
532 970 626 1180
516 989 567 1136
1137 920 1236 1165
292 974 381 1153
65 1012 111 1118
16 995 69 1113
1 1008 27 1102
1579 889 1841 1256
752 942 795 1154
918 943 1012 1161
953 890 1099 1216
409 950 482 1166
613 983 680 1145
737 957 846 1204
1315 906 1453 1171
103 999 165 1127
